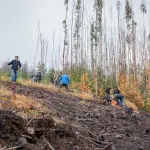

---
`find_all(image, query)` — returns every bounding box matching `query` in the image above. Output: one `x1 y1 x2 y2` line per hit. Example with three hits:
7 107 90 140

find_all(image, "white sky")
0 0 150 67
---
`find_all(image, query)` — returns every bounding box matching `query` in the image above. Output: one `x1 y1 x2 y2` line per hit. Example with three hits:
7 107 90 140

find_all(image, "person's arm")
68 77 70 84
18 61 21 69
113 94 117 100
8 60 13 65
58 76 62 83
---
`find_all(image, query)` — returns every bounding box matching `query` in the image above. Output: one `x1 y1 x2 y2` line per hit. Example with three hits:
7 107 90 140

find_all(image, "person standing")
8 56 21 82
58 73 70 91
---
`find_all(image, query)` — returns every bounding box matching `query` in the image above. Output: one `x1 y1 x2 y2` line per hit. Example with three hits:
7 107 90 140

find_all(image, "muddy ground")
0 82 150 150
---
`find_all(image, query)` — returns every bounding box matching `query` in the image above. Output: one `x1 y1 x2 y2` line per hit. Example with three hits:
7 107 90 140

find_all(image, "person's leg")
60 84 63 89
59 84 63 92
65 84 69 91
11 70 15 82
116 99 120 105
14 71 18 82
106 94 110 103
120 97 125 106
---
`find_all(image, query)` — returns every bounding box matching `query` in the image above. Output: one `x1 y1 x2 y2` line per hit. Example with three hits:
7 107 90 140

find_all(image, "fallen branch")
42 136 55 150
26 118 34 126
22 134 32 139
1 146 7 150
94 143 112 150
79 135 102 148
4 145 22 150
89 131 97 138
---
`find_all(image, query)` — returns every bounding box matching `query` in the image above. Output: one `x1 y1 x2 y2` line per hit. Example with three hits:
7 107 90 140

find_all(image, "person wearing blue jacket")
8 56 21 82
58 73 70 91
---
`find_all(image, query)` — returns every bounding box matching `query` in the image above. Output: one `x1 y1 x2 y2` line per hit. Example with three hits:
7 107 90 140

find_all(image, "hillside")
0 81 150 150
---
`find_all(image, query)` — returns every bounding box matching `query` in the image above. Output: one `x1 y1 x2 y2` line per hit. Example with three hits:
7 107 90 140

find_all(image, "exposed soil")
0 81 150 150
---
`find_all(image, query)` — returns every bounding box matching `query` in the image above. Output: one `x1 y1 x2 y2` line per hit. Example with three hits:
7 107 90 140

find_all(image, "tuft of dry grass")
0 75 10 82
17 78 59 92
0 87 51 118
68 92 94 100
0 76 94 101
125 100 138 112
79 92 94 100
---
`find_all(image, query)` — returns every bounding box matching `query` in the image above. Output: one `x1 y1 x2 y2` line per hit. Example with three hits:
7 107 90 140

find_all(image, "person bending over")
113 93 125 107
58 73 70 91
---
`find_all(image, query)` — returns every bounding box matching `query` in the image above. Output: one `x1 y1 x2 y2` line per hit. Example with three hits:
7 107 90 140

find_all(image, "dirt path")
1 82 150 150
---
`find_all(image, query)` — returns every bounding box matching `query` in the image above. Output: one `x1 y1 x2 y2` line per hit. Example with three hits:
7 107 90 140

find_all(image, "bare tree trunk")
52 29 55 69
70 4 74 69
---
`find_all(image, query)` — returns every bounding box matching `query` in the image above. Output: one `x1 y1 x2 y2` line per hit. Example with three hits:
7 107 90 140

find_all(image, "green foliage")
21 62 30 79
0 61 11 77
41 68 55 83
0 70 10 78
37 61 47 77
144 99 148 112
70 66 88 83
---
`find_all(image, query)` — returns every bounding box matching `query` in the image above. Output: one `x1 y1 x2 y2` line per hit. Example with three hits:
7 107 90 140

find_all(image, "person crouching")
113 92 125 107
58 73 70 91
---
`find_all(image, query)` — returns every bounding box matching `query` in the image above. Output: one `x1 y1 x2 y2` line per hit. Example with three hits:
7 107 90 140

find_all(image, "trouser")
105 94 112 103
117 97 125 106
60 83 69 90
11 69 18 82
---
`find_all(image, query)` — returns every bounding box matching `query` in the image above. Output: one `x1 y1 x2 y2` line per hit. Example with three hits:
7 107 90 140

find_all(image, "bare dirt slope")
0 82 150 150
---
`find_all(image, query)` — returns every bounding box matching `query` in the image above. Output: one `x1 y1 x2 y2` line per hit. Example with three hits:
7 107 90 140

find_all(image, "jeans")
114 94 125 106
118 97 125 106
105 94 112 103
60 83 69 90
11 69 18 82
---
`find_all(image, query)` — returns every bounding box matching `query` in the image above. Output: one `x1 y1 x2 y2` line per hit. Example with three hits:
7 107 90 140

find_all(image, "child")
105 88 112 104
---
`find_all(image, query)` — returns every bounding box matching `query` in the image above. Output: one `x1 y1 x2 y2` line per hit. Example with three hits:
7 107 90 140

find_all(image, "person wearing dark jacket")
105 88 112 103
113 87 121 95
8 56 21 82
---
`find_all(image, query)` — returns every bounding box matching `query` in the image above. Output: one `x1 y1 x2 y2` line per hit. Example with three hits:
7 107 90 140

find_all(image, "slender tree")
94 0 103 95
74 0 82 66
125 0 133 87
63 0 69 69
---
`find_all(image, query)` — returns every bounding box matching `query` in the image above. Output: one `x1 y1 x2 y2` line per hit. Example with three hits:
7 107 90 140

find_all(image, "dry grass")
125 100 138 112
18 78 95 101
0 75 10 82
17 78 59 92
0 75 143 113
0 87 51 118
0 75 94 100
69 92 94 100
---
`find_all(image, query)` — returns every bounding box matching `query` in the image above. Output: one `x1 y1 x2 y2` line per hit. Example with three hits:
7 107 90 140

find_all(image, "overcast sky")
0 0 150 67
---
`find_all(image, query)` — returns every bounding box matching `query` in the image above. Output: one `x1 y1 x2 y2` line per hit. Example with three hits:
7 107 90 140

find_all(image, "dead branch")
80 135 102 148
42 136 55 150
4 145 22 150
